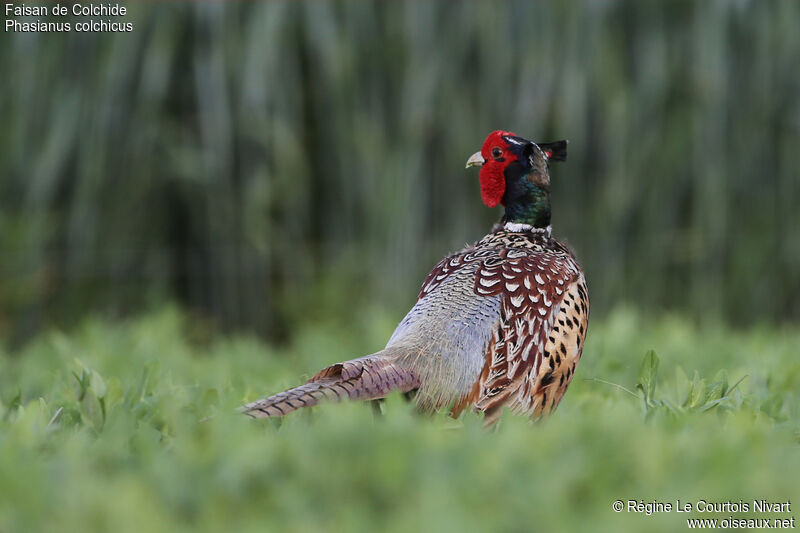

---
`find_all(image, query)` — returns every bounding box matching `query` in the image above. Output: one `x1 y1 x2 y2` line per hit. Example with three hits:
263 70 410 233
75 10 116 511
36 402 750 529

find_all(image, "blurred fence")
1 0 799 341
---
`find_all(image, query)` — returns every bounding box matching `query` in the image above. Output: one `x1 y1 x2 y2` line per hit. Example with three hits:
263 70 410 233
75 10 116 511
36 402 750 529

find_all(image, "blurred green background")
1 2 800 532
2 0 799 342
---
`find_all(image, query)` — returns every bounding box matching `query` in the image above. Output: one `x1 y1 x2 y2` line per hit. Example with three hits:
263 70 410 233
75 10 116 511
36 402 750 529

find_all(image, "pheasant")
243 130 589 424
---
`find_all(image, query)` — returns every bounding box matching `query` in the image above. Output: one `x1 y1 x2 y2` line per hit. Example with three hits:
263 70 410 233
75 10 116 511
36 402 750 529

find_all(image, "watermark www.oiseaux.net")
5 3 133 33
613 499 795 529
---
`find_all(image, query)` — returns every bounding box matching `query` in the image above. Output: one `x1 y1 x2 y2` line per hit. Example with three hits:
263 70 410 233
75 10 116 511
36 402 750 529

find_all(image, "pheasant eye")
491 147 503 159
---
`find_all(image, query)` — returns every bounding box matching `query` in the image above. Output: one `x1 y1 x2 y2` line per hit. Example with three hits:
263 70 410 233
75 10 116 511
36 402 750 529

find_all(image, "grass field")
1 306 798 532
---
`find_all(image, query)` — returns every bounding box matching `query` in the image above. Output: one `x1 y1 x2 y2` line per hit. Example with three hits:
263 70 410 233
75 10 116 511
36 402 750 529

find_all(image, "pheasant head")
466 130 567 229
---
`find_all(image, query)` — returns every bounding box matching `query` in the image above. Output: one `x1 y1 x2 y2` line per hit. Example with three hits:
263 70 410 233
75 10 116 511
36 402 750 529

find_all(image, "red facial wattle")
479 130 518 208
479 161 505 208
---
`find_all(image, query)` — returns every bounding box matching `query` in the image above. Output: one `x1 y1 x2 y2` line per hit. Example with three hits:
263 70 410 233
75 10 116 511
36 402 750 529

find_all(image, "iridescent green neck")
503 177 551 229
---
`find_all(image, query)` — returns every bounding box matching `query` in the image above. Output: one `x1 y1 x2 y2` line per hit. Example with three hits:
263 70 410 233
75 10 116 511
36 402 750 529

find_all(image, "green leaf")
727 375 747 395
637 350 659 405
104 377 124 413
80 388 104 431
674 367 690 407
135 361 161 402
687 373 707 409
706 380 725 403
3 389 22 421
659 398 682 416
72 364 92 401
90 370 107 399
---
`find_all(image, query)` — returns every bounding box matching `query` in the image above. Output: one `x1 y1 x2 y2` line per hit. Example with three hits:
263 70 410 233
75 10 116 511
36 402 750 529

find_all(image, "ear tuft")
538 140 568 162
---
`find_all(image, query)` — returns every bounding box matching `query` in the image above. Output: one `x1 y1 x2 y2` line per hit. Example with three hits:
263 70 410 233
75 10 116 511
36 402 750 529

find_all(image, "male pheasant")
243 130 589 424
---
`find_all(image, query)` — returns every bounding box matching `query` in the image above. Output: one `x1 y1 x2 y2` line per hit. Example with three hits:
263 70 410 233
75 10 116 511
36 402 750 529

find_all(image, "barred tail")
241 351 420 418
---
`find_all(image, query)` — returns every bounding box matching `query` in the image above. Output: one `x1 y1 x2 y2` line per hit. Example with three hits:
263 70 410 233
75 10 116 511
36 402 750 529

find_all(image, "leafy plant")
636 350 746 419
0 308 797 533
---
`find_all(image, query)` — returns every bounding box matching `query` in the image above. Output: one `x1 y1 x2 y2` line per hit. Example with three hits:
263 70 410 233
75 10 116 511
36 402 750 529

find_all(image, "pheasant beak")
465 151 485 168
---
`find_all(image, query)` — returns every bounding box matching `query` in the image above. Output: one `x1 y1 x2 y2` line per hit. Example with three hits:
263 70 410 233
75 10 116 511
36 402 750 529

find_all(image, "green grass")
1 306 798 533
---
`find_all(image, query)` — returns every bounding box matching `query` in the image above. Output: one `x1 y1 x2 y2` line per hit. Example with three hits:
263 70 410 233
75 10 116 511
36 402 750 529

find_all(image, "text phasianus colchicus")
243 131 589 424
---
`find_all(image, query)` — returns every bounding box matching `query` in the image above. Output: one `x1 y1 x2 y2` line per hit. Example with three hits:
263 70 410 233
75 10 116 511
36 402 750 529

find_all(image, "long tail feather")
242 352 420 418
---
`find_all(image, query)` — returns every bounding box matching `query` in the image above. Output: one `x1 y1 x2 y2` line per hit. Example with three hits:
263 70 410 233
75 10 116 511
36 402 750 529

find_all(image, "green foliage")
1 307 798 532
635 350 748 419
2 1 800 340
637 349 659 407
